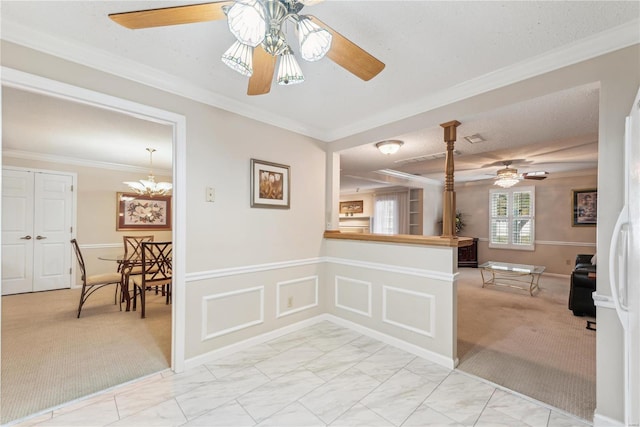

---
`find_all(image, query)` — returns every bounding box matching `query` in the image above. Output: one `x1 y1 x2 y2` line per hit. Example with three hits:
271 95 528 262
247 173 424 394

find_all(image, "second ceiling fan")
109 0 385 96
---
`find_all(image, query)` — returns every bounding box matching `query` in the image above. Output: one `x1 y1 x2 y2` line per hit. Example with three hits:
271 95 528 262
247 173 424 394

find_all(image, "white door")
2 169 73 295
2 169 35 295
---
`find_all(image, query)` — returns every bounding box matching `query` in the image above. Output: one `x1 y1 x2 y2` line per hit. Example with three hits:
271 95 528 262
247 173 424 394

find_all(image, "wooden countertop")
324 231 474 248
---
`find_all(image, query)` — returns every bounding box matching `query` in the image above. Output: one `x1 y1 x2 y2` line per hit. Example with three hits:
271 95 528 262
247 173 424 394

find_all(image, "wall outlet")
287 297 293 308
566 259 571 265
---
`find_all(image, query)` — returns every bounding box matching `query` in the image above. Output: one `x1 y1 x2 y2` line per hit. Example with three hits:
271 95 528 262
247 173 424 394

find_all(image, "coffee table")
478 261 545 296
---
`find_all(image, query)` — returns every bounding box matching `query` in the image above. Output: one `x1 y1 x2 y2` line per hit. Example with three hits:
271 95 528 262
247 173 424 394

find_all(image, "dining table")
97 254 141 312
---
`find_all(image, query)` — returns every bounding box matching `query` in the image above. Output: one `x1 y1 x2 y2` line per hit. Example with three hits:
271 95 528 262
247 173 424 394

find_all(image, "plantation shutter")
490 191 509 245
489 187 535 250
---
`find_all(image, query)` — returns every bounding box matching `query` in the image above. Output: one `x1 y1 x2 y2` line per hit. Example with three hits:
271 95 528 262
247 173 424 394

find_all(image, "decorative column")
440 120 461 238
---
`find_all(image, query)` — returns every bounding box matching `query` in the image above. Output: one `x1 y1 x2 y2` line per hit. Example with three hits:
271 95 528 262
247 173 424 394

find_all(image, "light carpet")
1 286 171 424
456 267 596 421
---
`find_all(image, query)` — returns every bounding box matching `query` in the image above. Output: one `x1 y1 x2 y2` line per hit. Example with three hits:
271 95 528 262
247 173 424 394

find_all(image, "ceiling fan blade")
109 1 234 29
523 172 549 180
308 16 385 81
248 46 276 96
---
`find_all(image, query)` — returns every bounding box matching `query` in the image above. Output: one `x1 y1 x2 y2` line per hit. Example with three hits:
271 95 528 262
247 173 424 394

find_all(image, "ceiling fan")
494 161 548 188
108 0 385 96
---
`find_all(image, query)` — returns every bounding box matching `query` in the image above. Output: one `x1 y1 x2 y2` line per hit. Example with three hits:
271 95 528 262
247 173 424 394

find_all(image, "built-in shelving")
409 189 423 235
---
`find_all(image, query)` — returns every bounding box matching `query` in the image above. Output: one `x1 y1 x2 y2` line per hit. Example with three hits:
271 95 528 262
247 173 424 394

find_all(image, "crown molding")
1 20 325 141
324 19 640 141
2 17 638 142
3 149 172 175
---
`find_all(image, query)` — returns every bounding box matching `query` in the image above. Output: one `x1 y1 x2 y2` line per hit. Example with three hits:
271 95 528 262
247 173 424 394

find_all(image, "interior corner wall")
1 41 327 362
455 173 597 275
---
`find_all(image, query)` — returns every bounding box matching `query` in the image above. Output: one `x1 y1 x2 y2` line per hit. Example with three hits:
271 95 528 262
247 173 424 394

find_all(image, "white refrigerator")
606 86 640 426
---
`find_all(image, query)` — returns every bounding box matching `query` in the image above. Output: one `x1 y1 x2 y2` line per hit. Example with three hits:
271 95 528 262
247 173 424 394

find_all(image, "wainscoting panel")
201 286 264 341
334 275 372 317
383 285 435 337
276 275 319 318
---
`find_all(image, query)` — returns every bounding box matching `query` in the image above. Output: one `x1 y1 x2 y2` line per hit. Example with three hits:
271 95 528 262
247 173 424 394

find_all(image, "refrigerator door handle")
609 206 630 327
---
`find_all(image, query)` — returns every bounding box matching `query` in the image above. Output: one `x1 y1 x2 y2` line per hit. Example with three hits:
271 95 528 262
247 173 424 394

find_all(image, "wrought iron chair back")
71 239 122 318
131 241 172 318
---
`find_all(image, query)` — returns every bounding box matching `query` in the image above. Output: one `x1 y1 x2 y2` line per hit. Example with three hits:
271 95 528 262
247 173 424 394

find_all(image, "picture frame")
572 189 597 227
116 192 172 231
250 159 290 209
340 200 364 214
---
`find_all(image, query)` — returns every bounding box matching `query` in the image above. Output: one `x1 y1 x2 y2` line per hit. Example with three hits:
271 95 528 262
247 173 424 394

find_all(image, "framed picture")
572 189 597 226
116 192 172 230
250 159 290 209
340 200 364 214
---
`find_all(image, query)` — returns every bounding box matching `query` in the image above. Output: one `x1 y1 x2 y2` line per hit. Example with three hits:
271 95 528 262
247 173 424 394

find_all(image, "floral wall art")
117 192 172 230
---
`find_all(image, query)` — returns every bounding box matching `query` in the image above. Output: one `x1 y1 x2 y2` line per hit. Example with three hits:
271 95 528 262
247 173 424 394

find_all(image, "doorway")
1 68 186 423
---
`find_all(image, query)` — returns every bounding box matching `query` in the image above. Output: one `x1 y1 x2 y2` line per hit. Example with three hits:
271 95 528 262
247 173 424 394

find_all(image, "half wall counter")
323 231 473 369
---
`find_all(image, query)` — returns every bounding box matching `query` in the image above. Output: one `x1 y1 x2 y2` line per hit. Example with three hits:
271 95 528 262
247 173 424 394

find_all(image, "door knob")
20 235 32 240
36 235 47 240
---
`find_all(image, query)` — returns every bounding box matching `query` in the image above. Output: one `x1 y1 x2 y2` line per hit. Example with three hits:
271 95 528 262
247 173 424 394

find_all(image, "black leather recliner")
568 254 596 317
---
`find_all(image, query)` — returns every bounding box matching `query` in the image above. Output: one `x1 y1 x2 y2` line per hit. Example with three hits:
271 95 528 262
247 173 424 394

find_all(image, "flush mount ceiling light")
494 161 522 188
376 140 404 155
109 1 385 96
123 148 173 197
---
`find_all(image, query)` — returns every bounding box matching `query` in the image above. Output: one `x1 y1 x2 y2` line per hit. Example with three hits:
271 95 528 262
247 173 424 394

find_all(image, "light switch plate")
206 187 215 202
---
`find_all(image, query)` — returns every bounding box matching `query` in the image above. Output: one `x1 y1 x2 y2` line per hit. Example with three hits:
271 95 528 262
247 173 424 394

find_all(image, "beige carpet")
456 267 596 421
1 286 171 424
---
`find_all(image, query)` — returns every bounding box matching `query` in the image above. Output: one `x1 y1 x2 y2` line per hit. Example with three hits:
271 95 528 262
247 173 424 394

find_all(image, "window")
489 186 535 250
373 191 409 234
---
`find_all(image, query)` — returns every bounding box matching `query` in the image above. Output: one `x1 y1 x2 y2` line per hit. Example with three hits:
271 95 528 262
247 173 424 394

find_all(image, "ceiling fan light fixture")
263 29 288 56
297 17 332 62
123 148 172 197
226 0 266 47
376 140 404 155
221 41 254 77
277 48 305 85
494 162 521 188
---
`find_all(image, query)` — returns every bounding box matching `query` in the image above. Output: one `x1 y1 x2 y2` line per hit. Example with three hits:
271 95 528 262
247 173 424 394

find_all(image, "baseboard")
593 410 625 427
325 314 457 369
183 313 456 371
183 314 330 370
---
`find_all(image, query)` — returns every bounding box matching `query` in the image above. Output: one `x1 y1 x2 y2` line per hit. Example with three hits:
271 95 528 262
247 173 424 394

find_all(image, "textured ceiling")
1 1 638 186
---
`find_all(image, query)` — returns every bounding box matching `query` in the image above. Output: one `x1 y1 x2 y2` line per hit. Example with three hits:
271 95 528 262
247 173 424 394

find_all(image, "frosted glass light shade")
277 49 304 85
221 41 254 76
227 0 266 47
297 18 332 62
123 175 172 196
376 140 403 155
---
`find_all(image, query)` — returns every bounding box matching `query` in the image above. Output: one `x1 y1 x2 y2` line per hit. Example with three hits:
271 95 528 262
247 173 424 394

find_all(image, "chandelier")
123 148 172 197
494 161 522 188
220 0 332 85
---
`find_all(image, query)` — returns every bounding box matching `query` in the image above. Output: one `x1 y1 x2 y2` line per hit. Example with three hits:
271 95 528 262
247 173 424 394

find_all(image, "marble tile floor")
10 321 591 427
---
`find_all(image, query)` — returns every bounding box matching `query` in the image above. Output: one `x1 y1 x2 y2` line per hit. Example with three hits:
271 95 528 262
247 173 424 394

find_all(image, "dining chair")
127 241 172 318
119 235 154 308
71 239 122 318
